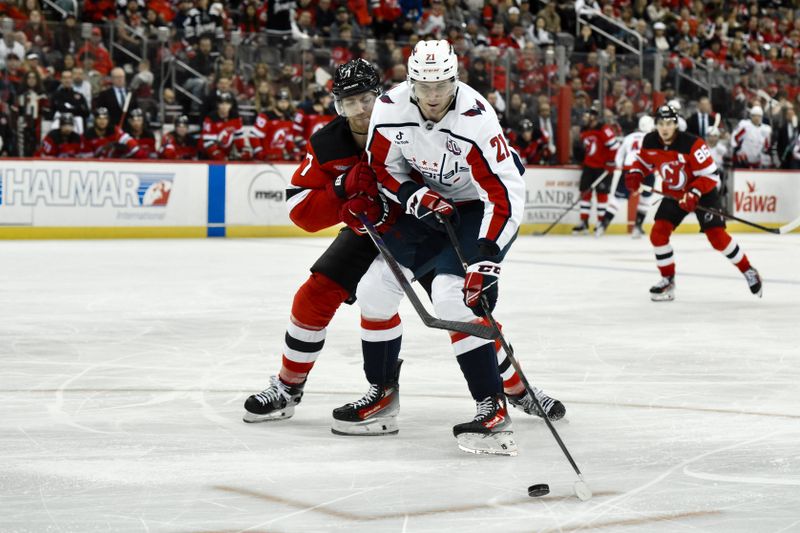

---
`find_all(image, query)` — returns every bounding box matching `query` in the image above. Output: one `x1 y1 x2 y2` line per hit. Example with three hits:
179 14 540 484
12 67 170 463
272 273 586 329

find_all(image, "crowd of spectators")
1 0 800 168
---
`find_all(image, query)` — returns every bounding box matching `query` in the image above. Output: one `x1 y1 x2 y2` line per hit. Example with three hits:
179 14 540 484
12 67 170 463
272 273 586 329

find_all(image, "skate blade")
456 432 518 456
331 416 399 436
650 292 675 302
242 407 295 423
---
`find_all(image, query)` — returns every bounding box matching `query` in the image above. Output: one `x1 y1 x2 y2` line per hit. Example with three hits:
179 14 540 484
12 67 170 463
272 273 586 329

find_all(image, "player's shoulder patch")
309 115 360 164
462 99 486 117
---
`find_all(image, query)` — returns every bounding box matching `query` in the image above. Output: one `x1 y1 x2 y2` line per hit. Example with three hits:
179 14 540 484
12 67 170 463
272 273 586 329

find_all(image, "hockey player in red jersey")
38 112 82 158
200 92 251 161
125 108 157 159
81 107 139 159
575 105 620 235
243 59 394 423
251 89 301 161
159 115 198 160
626 104 763 301
293 88 336 150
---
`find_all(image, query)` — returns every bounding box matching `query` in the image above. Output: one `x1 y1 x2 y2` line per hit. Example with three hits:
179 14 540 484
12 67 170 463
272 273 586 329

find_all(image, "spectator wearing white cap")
652 22 670 53
731 106 774 168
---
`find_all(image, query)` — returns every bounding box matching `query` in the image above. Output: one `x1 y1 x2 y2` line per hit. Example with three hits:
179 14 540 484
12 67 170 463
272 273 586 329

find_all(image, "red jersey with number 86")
629 131 719 200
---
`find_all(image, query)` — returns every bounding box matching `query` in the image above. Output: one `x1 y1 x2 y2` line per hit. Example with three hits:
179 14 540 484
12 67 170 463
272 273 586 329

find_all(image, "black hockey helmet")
276 88 292 101
60 112 75 126
95 106 109 118
175 114 190 127
217 91 234 104
655 104 679 123
519 118 534 131
129 108 144 119
332 58 380 100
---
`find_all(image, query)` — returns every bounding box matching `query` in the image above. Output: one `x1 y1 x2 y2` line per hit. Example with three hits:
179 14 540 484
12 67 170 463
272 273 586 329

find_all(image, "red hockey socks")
705 227 751 272
650 219 676 278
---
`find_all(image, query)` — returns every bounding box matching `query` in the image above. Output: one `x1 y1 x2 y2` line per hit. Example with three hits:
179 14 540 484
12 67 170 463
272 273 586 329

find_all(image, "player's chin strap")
437 214 591 498
645 174 800 235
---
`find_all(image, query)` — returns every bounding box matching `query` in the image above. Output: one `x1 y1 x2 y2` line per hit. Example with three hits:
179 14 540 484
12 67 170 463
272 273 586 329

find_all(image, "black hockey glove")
462 239 501 317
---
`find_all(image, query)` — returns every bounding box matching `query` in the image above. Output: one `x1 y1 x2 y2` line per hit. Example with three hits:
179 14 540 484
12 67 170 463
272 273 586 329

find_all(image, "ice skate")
243 375 305 423
650 276 675 301
744 267 763 297
453 394 517 456
631 223 645 239
594 221 608 237
571 220 589 235
331 360 402 436
508 387 566 421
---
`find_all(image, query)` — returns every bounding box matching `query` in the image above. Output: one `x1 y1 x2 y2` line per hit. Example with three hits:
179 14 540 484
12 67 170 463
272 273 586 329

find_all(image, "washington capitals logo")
462 99 486 116
380 94 394 104
446 138 461 155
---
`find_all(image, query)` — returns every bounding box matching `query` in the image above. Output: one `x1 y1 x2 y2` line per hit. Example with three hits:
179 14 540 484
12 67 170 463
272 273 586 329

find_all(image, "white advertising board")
224 162 294 227
733 171 800 224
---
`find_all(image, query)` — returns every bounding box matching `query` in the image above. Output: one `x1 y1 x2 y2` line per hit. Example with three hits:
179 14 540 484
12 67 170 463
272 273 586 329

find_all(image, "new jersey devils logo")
659 161 688 190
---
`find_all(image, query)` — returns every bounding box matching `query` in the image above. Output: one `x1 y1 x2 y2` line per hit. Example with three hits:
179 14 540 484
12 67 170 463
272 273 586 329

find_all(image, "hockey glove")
678 187 701 212
339 194 391 234
397 182 455 230
462 239 502 317
624 172 643 194
330 162 379 200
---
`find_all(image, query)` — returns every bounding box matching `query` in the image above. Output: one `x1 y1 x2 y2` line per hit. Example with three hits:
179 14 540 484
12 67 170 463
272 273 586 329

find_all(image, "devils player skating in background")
242 59 393 423
575 104 620 236
333 40 564 456
625 104 763 301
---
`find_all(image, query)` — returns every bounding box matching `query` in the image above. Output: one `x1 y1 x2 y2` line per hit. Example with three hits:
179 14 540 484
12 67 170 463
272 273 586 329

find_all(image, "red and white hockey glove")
330 162 379 200
398 182 455 230
339 194 391 234
624 172 643 194
462 239 502 317
678 188 701 212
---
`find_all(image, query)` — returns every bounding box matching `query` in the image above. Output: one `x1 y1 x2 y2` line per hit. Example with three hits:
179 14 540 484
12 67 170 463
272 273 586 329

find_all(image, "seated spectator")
200 92 250 160
1 26 26 69
294 87 336 148
124 108 157 159
160 114 198 160
512 118 550 165
251 88 300 161
574 24 598 55
37 112 82 158
81 106 139 158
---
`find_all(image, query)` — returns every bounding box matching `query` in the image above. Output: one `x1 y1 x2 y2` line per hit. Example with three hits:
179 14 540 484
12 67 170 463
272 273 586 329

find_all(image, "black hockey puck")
528 484 550 497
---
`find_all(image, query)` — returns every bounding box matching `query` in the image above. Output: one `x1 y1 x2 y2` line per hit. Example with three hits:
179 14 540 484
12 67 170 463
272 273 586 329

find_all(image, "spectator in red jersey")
294 88 336 149
200 91 250 160
125 108 157 159
37 112 82 158
251 88 300 161
77 27 113 76
81 106 139 158
513 118 550 165
160 114 198 160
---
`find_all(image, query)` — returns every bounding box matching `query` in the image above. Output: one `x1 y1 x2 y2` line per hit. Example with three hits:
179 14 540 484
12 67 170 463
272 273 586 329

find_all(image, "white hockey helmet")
707 126 720 137
749 105 764 116
638 115 655 133
407 40 458 83
667 98 682 112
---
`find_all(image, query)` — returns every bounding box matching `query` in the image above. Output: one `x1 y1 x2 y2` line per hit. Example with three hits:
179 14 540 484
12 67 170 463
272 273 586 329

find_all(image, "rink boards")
0 159 797 238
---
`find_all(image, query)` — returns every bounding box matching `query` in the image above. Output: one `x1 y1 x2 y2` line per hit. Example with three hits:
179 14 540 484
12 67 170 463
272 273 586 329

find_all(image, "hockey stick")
534 170 609 236
117 91 133 130
357 215 499 340
439 215 592 501
644 181 800 235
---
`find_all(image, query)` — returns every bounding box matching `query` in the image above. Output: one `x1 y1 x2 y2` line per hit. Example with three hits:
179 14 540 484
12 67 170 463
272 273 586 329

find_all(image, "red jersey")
38 129 82 158
580 122 620 170
251 111 300 161
629 131 719 200
285 115 362 232
81 126 138 158
160 132 199 160
128 131 157 159
200 113 247 160
294 107 335 146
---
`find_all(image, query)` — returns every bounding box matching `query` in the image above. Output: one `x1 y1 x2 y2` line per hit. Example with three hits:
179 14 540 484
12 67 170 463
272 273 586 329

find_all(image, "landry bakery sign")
522 168 582 224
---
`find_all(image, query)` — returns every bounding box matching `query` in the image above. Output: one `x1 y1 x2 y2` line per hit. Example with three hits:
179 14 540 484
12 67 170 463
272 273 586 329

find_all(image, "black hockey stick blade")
357 215 499 340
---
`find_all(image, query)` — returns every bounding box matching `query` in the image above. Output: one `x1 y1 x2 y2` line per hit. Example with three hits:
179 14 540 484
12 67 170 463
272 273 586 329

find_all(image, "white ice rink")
1 232 799 533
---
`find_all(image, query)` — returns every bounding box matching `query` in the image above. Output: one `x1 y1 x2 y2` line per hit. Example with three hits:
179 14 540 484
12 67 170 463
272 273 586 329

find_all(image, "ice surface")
1 233 799 533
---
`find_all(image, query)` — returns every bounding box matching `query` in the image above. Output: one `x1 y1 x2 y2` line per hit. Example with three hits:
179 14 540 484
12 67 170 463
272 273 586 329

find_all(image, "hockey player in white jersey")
331 40 562 455
596 115 655 237
732 106 773 168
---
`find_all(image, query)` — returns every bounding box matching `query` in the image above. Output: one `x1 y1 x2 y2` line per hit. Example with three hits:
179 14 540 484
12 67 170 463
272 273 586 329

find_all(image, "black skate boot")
243 376 305 423
571 219 589 235
331 360 402 436
743 267 763 297
508 387 566 421
650 275 675 301
453 394 517 456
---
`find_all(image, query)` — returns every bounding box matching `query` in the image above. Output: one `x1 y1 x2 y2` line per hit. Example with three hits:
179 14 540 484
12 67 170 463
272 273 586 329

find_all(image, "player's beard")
348 114 370 135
